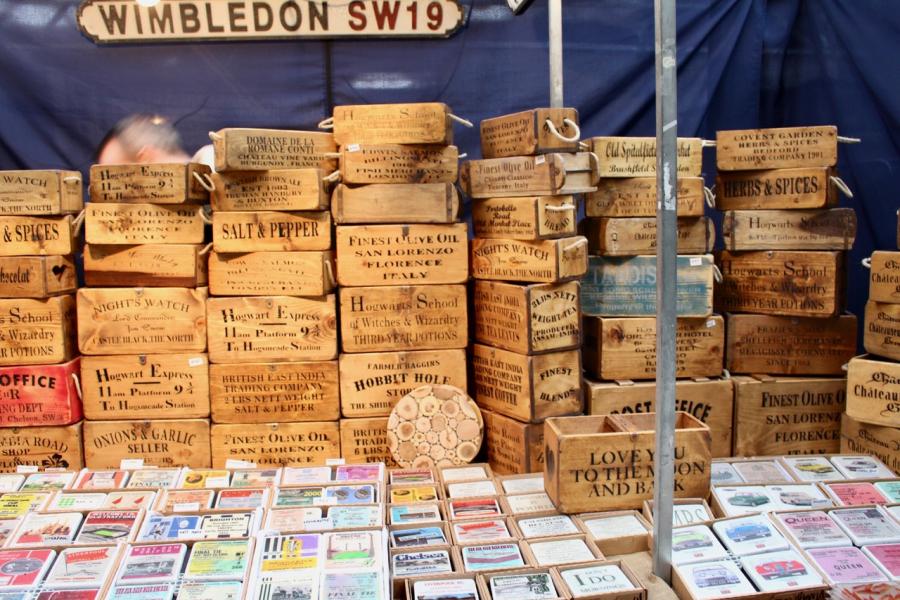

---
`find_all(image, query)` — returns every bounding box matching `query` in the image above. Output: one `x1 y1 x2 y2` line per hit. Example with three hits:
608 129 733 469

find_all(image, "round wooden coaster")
387 384 484 469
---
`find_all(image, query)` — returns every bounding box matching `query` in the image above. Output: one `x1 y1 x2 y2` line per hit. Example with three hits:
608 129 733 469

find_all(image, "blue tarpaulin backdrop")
1 0 898 343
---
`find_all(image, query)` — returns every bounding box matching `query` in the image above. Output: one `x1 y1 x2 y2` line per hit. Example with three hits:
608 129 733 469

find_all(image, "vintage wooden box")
77 287 207 356
209 360 339 424
84 203 205 245
716 125 838 170
0 422 83 471
471 236 588 283
841 413 900 475
845 355 900 428
480 108 580 158
340 417 397 467
208 251 334 297
481 409 544 475
0 295 76 366
473 280 581 355
461 153 599 198
732 374 846 456
331 102 453 145
472 195 577 240
722 208 856 251
582 255 714 318
210 168 329 212
590 136 702 177
725 313 857 375
715 167 840 210
585 377 733 458
89 163 210 204
0 357 82 427
80 353 210 421
83 419 211 469
472 343 582 424
869 251 900 304
84 244 208 288
0 215 73 256
585 177 705 218
212 210 331 252
865 300 900 360
332 182 459 224
0 255 76 298
585 217 715 256
339 144 458 185
211 128 337 171
544 412 711 513
210 421 341 467
0 170 82 216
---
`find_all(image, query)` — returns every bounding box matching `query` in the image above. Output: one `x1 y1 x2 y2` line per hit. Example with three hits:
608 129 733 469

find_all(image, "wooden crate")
210 169 329 212
80 353 210 421
83 419 211 469
582 315 724 380
732 375 845 456
339 417 397 467
585 377 733 458
0 170 82 216
0 358 82 427
582 255 714 317
89 163 210 204
725 313 857 375
481 409 544 475
471 236 588 283
590 137 702 177
335 223 468 286
722 208 856 251
716 250 845 317
0 255 76 298
211 128 337 172
209 360 339 424
212 210 331 252
471 343 582 424
0 295 76 366
84 204 205 245
585 217 715 256
864 300 900 361
339 145 458 185
585 177 705 218
332 183 459 224
210 421 340 467
208 251 334 296
841 413 900 475
331 102 452 145
339 349 467 418
207 295 337 363
870 251 900 304
480 108 580 158
715 167 839 210
0 422 83 471
339 285 467 353
846 355 900 428
472 195 577 240
716 126 838 170
84 244 208 288
473 280 580 355
544 412 711 513
461 154 597 198
0 215 73 256
77 287 207 356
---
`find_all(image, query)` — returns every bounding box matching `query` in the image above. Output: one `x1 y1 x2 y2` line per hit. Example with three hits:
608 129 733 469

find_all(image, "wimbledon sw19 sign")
77 0 465 43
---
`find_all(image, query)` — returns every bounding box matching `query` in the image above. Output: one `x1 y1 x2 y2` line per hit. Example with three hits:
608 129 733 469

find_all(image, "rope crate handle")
62 175 81 184
544 204 576 212
704 186 716 208
545 118 581 143
192 171 215 192
72 209 86 236
829 176 853 198
563 238 588 252
448 114 474 128
208 131 223 141
323 170 342 184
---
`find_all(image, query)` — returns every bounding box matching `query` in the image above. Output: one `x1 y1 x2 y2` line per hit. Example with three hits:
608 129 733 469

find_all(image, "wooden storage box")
0 255 76 298
585 217 714 256
585 177 705 218
0 215 73 256
472 344 582 424
716 125 838 170
89 162 210 204
865 300 900 360
869 251 900 304
339 349 467 418
0 295 76 366
80 353 210 421
472 195 577 240
336 223 468 286
725 313 857 375
471 237 588 283
461 154 598 198
331 102 452 146
210 421 340 467
339 144 458 185
480 108 580 158
83 419 210 469
84 244 208 288
732 375 846 456
574 510 652 555
212 210 331 252
210 168 329 212
481 409 544 476
77 287 207 356
722 208 856 251
209 360 339 424
332 183 459 224
207 295 338 363
0 421 83 471
84 203 205 245
0 358 82 427
474 280 581 355
339 417 397 467
0 169 82 216
582 315 724 381
846 355 900 428
582 255 714 318
543 412 711 513
715 167 840 210
210 128 337 171
585 377 733 458
208 251 335 296
590 136 702 177
841 413 900 475
555 560 647 600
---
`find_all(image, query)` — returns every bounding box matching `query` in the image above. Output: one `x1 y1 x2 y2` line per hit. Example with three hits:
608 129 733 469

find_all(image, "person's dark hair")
95 114 186 161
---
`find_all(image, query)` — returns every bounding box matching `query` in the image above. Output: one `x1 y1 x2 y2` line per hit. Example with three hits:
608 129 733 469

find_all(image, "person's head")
96 114 190 164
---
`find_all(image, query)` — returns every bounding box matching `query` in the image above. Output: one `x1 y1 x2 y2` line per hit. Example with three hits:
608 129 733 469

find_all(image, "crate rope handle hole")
545 119 581 143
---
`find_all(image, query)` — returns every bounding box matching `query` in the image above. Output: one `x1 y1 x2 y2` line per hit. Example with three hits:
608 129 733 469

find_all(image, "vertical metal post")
548 0 563 107
652 0 678 584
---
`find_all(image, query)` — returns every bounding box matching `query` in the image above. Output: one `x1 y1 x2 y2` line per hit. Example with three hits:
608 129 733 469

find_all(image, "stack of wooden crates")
715 126 858 456
461 108 591 474
0 170 82 470
329 103 469 467
79 163 212 469
843 211 900 472
579 137 733 458
205 127 342 467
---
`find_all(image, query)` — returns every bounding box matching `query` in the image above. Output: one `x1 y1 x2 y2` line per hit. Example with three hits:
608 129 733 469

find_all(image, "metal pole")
652 0 678 584
548 0 563 107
